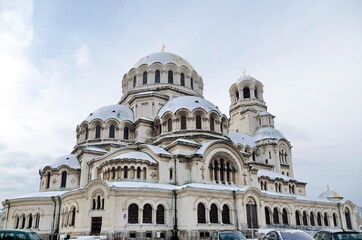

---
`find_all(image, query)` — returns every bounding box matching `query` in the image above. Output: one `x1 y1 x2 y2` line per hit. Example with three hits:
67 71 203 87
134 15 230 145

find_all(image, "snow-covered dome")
157 96 222 117
237 74 257 83
319 190 344 201
85 104 134 123
45 154 80 169
253 127 285 141
132 52 195 72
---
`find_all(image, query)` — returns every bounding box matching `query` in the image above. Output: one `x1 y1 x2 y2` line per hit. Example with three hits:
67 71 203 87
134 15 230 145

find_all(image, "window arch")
210 203 218 223
128 204 139 224
143 71 147 84
136 167 141 179
143 204 152 223
21 214 25 229
302 211 308 226
156 204 165 224
85 127 89 140
273 208 279 224
197 203 206 223
124 126 129 140
317 212 322 226
210 117 215 131
209 155 236 184
324 212 329 226
133 76 136 87
246 197 258 228
35 213 40 229
265 207 271 225
243 87 250 99
95 125 101 139
254 87 258 99
61 171 67 188
168 70 173 83
167 118 172 132
295 211 301 226
124 166 128 178
109 125 115 138
190 78 193 89
181 116 187 130
155 70 160 83
235 91 239 101
15 216 19 229
345 208 352 229
282 208 288 225
71 207 76 226
196 115 202 129
333 213 338 227
222 205 230 224
28 213 33 228
180 73 185 86
310 212 315 226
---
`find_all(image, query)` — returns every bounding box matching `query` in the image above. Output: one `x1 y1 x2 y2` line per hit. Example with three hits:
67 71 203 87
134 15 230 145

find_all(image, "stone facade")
1 52 358 240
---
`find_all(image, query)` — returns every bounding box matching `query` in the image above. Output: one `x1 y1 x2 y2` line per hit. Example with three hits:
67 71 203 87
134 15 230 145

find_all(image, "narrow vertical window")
168 70 173 83
324 213 329 226
128 204 139 224
85 128 89 140
168 118 172 132
61 171 67 188
143 71 147 84
95 125 101 139
273 208 280 224
71 207 76 226
124 126 129 140
345 208 352 229
243 87 250 98
97 195 101 209
295 211 301 226
180 73 185 86
210 204 218 223
254 88 258 99
282 209 288 225
143 204 152 223
155 70 160 83
28 214 33 228
46 172 51 189
246 198 258 228
133 76 136 87
303 211 308 226
136 167 141 179
109 125 115 138
181 116 187 130
35 213 40 228
124 166 128 178
317 212 322 226
236 91 239 101
169 168 173 180
156 205 165 224
265 207 271 225
190 78 194 89
196 115 202 129
333 213 338 226
15 216 20 229
222 205 230 224
197 203 206 223
210 117 215 131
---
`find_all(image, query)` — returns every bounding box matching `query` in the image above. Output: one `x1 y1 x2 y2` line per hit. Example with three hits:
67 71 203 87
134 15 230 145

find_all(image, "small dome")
319 190 343 201
85 104 134 123
254 127 285 141
132 52 195 72
237 74 257 82
257 111 273 117
157 96 222 117
45 154 80 169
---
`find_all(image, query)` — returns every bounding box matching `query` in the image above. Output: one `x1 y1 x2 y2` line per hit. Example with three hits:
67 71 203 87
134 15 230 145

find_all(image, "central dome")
132 52 195 72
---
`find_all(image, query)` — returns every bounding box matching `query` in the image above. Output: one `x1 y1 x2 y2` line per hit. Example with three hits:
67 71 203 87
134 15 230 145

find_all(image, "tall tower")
229 74 267 135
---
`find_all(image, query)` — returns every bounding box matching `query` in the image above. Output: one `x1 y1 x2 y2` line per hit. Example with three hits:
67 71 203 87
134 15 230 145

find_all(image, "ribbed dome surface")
45 154 80 169
85 104 134 123
157 96 222 117
132 52 195 71
253 127 285 140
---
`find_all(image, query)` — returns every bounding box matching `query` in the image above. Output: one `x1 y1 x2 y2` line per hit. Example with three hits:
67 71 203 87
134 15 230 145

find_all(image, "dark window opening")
133 76 136 87
155 70 160 83
265 207 271 225
180 73 185 86
128 204 139 224
190 78 194 89
109 125 115 138
197 203 206 223
273 208 280 224
143 71 147 84
168 70 173 83
46 172 51 189
181 116 187 130
222 205 230 224
61 171 67 188
210 204 218 223
196 115 202 129
124 126 129 140
156 205 165 224
210 117 215 131
143 204 152 223
243 87 250 99
95 125 101 139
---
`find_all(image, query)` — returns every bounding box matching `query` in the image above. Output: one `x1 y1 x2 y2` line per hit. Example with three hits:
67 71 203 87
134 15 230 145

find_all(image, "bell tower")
229 73 267 135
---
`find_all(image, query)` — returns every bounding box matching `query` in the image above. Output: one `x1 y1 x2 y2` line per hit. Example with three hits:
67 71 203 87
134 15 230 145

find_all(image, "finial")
243 69 247 76
327 184 330 191
161 44 166 52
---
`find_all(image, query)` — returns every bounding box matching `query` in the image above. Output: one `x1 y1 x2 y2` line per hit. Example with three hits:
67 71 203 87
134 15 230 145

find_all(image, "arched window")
220 121 223 133
196 115 202 129
247 198 258 228
197 203 206 223
35 213 40 229
111 167 116 179
61 171 67 188
143 204 152 223
169 168 173 180
265 207 271 225
310 212 315 226
324 213 329 226
123 126 129 140
46 172 51 189
236 91 239 101
295 211 301 226
71 207 76 226
155 70 160 83
15 216 19 229
345 208 352 229
21 215 25 229
273 208 279 224
101 198 104 209
133 76 136 87
109 125 115 138
95 125 101 139
333 213 338 227
317 212 322 226
128 204 139 224
92 199 96 210
181 116 187 130
303 211 308 226
210 117 215 131
243 87 250 98
168 70 173 83
282 209 288 225
28 214 33 228
143 71 147 84
222 205 230 224
190 78 194 89
85 128 89 140
97 195 101 210
167 118 172 132
254 88 258 99
180 73 185 86
124 166 128 178
156 205 165 224
136 167 141 179
210 203 218 223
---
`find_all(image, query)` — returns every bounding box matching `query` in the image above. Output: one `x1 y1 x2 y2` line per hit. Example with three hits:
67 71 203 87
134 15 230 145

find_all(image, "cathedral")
1 51 357 240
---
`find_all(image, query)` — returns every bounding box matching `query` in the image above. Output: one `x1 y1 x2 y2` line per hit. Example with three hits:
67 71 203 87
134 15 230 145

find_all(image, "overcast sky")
0 0 361 207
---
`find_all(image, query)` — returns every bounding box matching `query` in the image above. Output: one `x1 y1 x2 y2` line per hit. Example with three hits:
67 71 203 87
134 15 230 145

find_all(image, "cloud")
75 43 91 67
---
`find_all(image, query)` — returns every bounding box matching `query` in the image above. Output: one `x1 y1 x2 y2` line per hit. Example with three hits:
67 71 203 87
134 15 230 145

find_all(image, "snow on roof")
110 151 158 164
228 130 256 147
45 154 80 169
257 170 294 182
10 191 68 200
319 190 343 199
257 111 274 117
157 96 222 117
83 147 108 153
142 144 173 156
85 104 134 123
253 127 285 141
132 52 195 72
184 183 248 192
195 141 216 155
169 138 200 147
